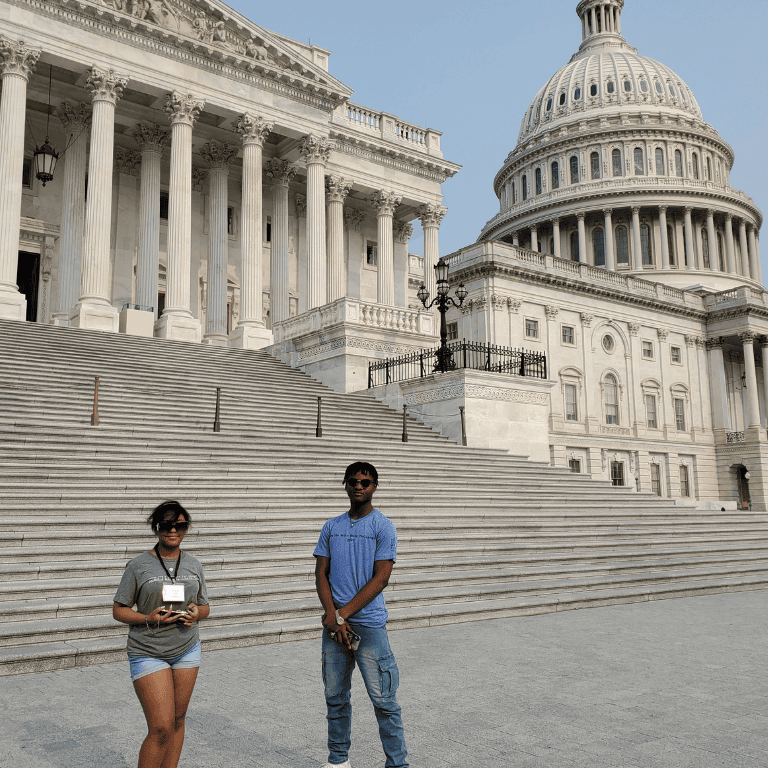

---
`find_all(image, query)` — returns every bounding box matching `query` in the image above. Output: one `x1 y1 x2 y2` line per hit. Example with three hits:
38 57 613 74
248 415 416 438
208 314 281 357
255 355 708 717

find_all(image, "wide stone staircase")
1 318 767 676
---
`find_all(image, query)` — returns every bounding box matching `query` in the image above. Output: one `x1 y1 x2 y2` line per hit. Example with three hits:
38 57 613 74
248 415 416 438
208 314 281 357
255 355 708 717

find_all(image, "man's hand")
331 621 352 650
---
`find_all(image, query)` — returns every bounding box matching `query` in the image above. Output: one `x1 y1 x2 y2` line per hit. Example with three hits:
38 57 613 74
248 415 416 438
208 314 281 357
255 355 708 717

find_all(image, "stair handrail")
91 376 100 426
213 387 221 432
316 396 323 437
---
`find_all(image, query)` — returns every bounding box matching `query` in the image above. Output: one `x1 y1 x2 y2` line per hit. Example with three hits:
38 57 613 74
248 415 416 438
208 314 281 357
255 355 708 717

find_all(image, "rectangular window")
642 341 654 359
569 459 581 473
645 394 657 429
525 319 539 339
266 216 272 243
611 461 625 487
675 398 686 431
22 158 33 189
227 206 234 236
561 325 575 345
671 346 682 364
446 322 458 341
679 464 690 497
565 384 578 421
160 191 169 221
366 241 378 267
650 464 662 497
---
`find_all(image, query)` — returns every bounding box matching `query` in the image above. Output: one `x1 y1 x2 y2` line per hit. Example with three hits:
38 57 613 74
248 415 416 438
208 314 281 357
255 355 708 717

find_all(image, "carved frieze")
404 385 549 406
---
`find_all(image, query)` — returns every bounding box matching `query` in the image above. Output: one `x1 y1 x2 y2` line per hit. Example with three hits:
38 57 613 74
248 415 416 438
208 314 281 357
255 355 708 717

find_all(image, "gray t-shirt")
114 550 209 659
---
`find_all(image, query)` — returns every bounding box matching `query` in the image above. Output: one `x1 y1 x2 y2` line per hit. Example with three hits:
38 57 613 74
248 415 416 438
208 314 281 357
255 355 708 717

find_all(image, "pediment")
63 0 352 103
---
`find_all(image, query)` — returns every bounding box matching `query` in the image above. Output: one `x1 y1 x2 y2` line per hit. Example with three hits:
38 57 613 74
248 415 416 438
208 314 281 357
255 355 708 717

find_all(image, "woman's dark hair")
147 500 191 532
342 461 378 485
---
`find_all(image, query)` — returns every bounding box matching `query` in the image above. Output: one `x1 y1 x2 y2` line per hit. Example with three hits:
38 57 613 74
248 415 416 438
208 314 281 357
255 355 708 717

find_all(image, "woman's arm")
113 602 180 626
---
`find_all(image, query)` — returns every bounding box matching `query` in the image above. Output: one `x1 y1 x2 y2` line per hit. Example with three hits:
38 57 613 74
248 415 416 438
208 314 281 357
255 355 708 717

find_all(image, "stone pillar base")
230 324 273 350
202 333 229 347
50 313 70 327
69 301 119 332
0 288 27 322
154 312 202 343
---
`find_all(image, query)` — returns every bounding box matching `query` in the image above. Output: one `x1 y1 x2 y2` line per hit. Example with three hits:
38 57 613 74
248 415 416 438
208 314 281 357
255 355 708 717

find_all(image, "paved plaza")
1 591 766 768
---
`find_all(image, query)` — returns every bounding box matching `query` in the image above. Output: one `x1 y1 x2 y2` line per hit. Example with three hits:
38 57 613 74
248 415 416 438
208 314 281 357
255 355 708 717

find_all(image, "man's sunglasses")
346 478 375 489
158 521 190 533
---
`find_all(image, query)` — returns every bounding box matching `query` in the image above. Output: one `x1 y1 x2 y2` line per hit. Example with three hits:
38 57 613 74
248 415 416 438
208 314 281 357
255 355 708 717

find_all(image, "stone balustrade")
703 287 768 309
337 103 441 155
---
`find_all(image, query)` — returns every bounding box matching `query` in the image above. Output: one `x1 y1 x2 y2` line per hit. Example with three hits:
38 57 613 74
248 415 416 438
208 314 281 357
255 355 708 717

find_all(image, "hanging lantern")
34 138 59 186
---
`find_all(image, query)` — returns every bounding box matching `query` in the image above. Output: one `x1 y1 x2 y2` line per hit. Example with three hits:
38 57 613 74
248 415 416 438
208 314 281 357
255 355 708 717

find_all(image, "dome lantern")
576 0 624 45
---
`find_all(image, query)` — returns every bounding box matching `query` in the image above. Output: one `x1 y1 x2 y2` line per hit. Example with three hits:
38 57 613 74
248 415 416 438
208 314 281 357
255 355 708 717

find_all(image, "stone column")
417 204 447 311
370 191 402 306
70 67 128 332
631 207 642 270
603 209 614 270
230 113 273 349
741 332 762 429
265 159 295 325
748 225 761 284
132 124 169 318
576 212 586 263
155 91 204 342
530 225 539 253
200 141 237 346
724 213 737 274
552 218 562 259
52 102 91 325
762 338 768 428
0 39 40 320
393 220 413 308
659 206 670 270
299 135 332 310
706 209 718 272
706 337 729 432
326 176 351 303
683 207 695 270
738 219 751 278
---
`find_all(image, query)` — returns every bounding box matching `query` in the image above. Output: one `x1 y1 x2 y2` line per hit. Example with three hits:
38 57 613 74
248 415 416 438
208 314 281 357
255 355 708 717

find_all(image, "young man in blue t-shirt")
313 461 408 768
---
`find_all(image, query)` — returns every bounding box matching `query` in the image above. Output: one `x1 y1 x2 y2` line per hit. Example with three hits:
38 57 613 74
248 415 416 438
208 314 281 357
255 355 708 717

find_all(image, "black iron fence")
368 340 547 388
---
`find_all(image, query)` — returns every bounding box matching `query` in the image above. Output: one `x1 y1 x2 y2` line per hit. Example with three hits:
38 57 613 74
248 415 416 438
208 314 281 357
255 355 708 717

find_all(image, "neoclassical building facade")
445 0 767 508
0 0 457 357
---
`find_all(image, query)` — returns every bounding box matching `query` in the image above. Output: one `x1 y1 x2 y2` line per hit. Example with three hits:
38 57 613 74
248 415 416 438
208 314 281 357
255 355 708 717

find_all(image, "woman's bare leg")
160 667 200 768
133 668 175 768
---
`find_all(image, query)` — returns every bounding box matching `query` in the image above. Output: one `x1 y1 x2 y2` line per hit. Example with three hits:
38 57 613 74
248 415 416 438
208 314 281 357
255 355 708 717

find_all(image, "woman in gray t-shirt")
113 500 209 768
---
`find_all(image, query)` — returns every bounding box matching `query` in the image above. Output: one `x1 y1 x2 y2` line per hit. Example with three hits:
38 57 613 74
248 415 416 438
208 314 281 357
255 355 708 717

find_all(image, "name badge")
162 584 185 602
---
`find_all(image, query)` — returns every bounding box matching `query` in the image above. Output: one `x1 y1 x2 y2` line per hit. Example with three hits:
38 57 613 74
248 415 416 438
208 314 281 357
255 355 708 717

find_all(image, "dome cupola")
576 0 624 49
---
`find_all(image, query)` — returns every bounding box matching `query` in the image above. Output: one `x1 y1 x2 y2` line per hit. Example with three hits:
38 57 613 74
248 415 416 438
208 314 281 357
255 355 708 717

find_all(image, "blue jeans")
322 623 408 768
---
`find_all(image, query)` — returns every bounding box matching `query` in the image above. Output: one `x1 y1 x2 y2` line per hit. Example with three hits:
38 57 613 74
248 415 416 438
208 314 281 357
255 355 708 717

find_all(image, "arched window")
591 152 600 179
634 147 645 175
701 228 710 269
655 81 663 94
655 148 664 175
559 92 566 106
667 225 677 267
706 157 712 181
570 156 579 185
590 84 598 97
612 149 622 177
717 233 725 271
571 231 580 262
551 161 559 190
535 167 542 196
692 153 699 180
593 228 606 267
675 150 684 177
669 84 676 97
522 175 528 201
574 87 581 101
623 79 632 92
607 80 615 94
641 223 652 265
615 225 629 265
604 374 619 425
640 80 649 93
512 181 516 203
546 98 553 111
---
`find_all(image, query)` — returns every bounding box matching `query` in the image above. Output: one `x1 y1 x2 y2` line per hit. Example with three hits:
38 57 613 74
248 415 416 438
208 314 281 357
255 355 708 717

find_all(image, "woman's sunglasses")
158 521 190 533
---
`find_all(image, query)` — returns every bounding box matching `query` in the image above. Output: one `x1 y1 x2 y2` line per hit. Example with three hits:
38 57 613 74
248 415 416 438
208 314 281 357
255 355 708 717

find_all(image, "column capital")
580 312 593 327
295 194 307 218
299 134 333 165
576 211 586 221
200 140 238 171
416 203 447 228
657 327 669 342
631 206 641 216
760 335 768 349
132 123 170 154
705 336 724 350
658 205 668 214
393 220 413 244
601 208 612 217
369 190 401 217
706 207 716 217
326 175 351 204
56 102 91 134
114 148 140 176
628 322 640 336
739 331 757 345
0 37 40 79
264 158 296 188
85 67 128 105
344 207 366 231
725 212 733 222
545 305 559 320
684 334 697 348
552 216 561 225
165 91 204 126
747 221 757 233
235 113 273 147
683 205 694 214
191 166 208 193
530 224 539 233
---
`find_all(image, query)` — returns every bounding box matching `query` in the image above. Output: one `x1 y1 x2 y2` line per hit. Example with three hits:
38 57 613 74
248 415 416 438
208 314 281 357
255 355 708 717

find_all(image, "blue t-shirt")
313 508 397 628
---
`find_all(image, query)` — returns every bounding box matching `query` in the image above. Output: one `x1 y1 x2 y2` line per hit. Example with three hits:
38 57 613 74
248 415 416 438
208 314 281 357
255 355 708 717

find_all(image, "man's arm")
337 559 393 622
315 556 338 632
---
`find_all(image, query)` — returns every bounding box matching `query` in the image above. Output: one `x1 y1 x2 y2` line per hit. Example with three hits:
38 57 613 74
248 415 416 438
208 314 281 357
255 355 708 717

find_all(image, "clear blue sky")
230 0 767 268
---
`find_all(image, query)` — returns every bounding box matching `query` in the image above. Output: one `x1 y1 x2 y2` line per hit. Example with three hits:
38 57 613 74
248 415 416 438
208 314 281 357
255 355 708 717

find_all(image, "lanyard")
154 543 181 583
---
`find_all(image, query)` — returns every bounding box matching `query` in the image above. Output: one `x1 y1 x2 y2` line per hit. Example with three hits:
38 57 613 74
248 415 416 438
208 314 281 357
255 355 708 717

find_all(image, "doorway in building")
736 466 751 510
16 251 40 322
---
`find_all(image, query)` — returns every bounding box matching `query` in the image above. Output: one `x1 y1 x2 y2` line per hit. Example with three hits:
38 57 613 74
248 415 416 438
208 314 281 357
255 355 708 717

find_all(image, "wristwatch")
335 609 345 626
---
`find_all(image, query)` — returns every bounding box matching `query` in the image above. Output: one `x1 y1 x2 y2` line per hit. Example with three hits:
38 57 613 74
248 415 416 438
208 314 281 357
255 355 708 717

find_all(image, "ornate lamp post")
417 258 468 373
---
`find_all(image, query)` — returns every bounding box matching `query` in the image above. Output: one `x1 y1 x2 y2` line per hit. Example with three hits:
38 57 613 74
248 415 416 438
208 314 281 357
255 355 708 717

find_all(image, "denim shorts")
127 640 201 682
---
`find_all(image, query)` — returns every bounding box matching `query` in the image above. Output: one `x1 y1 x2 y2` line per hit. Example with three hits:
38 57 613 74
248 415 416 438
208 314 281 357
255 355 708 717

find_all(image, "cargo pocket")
377 655 399 697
